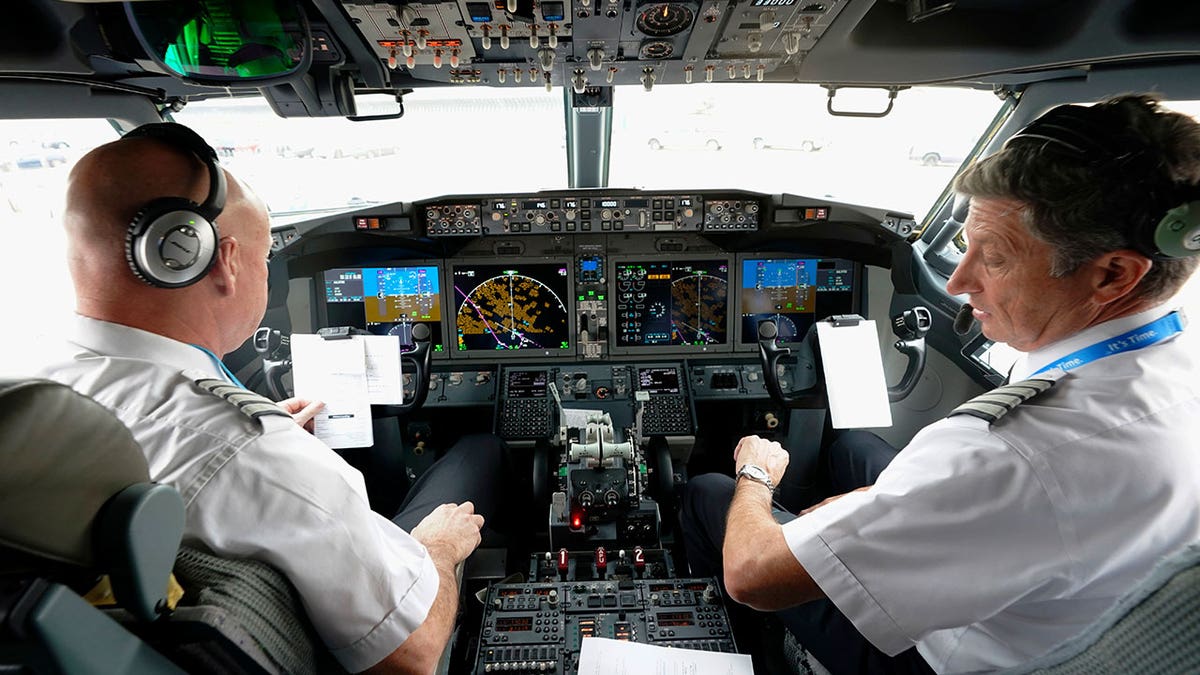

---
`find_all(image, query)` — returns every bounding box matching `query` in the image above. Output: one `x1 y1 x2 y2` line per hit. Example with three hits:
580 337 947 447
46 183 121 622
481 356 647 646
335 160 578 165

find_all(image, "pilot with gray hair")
36 122 505 674
680 94 1200 673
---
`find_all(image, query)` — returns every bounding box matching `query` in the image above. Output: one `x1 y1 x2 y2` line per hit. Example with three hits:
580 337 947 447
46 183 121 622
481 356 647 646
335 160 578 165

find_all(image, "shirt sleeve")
186 417 440 673
782 418 1070 656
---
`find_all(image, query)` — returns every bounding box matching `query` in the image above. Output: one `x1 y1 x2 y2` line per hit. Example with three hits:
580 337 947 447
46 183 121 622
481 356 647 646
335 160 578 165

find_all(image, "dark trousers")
680 430 934 675
391 433 507 535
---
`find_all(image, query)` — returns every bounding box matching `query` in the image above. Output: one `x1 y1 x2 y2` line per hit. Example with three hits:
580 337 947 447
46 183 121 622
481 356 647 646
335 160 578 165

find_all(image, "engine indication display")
739 258 858 344
453 263 571 353
615 260 729 347
322 266 444 351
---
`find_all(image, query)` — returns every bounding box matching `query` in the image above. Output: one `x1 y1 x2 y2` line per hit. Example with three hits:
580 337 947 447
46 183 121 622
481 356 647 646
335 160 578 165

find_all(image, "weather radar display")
453 263 571 352
615 260 729 347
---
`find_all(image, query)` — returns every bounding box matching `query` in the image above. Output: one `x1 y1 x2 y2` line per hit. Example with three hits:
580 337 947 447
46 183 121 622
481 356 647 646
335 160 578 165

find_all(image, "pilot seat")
0 378 338 674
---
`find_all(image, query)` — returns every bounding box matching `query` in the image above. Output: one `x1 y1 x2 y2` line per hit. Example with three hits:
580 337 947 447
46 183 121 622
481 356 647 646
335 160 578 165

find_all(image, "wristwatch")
736 463 774 492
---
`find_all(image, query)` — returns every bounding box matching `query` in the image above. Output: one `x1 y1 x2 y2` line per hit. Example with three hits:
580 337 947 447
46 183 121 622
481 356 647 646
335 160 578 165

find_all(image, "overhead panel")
340 0 846 89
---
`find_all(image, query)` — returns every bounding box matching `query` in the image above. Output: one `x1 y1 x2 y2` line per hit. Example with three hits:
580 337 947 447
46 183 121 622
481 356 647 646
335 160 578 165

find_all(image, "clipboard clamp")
317 326 364 340
827 315 862 327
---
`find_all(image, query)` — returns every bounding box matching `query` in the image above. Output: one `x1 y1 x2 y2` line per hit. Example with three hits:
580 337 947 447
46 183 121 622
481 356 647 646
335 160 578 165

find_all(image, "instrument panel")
304 191 882 364
314 252 860 362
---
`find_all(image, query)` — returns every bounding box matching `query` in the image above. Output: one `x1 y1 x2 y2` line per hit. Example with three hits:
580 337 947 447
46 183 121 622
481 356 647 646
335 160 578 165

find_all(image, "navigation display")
322 266 444 351
452 262 571 352
739 258 858 344
615 260 729 347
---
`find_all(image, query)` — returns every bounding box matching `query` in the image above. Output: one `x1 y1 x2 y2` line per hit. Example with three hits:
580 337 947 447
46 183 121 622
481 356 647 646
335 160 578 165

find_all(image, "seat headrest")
0 379 150 567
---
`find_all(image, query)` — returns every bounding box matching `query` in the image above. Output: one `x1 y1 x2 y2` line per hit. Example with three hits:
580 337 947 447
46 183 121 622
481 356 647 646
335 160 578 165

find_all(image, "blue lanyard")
1031 311 1185 376
190 344 246 389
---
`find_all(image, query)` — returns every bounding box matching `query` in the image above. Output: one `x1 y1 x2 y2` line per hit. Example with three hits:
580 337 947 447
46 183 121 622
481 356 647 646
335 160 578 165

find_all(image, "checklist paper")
290 334 406 448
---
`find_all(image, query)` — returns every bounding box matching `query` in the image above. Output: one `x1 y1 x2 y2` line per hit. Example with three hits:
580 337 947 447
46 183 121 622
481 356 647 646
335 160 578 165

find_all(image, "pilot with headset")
35 123 505 674
681 94 1200 674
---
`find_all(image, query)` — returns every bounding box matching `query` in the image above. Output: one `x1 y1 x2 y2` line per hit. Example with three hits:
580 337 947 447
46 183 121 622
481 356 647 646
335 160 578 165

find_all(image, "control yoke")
389 323 434 415
253 327 291 402
756 319 815 409
252 324 434 414
887 307 931 402
756 306 931 409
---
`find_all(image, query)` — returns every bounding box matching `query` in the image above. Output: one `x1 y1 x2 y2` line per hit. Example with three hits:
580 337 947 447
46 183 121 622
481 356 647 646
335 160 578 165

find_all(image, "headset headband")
124 122 226 221
1005 103 1200 260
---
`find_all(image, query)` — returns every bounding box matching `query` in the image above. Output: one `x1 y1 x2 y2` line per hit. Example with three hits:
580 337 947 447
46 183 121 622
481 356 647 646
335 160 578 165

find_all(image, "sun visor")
123 0 312 86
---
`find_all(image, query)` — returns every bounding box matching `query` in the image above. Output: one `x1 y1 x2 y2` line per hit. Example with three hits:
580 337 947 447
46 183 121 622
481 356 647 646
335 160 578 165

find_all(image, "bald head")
64 131 272 355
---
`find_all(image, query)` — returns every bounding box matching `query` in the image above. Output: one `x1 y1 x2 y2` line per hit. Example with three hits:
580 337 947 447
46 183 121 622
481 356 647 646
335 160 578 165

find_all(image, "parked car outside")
907 144 970 166
752 135 830 152
646 127 727 151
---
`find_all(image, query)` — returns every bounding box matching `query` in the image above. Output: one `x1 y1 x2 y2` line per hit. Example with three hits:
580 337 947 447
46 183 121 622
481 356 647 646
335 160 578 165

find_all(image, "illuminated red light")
572 514 582 529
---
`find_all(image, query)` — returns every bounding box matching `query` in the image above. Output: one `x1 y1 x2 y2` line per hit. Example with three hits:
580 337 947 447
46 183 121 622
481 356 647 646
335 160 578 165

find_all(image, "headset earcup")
125 197 219 288
1152 202 1200 259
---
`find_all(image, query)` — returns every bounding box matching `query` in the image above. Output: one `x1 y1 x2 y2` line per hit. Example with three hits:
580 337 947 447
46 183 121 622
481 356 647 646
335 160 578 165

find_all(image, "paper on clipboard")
362 335 405 404
290 333 406 449
816 320 893 429
577 637 753 675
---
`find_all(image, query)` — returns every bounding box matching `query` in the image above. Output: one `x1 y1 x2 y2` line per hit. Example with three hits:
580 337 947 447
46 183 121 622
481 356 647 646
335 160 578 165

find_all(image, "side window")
0 120 118 375
1160 102 1200 317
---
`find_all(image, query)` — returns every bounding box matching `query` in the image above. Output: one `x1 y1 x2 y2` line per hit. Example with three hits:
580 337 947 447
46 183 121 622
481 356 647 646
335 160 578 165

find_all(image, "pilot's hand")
410 502 485 565
278 397 324 433
733 435 790 487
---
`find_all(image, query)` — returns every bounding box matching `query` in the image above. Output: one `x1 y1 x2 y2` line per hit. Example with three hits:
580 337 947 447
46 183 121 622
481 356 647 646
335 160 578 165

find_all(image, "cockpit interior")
3 0 1200 673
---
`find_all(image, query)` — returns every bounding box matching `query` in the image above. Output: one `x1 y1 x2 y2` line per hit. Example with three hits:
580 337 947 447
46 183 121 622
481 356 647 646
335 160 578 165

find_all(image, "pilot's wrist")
736 463 776 492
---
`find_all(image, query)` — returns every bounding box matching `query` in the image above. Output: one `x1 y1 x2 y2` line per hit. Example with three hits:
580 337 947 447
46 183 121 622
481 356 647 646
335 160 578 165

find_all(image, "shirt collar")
1009 304 1185 381
68 314 223 379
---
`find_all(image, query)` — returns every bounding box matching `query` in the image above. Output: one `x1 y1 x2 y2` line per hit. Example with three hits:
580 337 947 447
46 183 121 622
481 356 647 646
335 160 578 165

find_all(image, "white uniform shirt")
37 316 439 673
782 305 1200 673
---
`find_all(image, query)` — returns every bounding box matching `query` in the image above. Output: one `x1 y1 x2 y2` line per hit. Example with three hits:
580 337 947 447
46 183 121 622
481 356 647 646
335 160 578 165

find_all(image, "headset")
1006 103 1200 260
123 123 228 288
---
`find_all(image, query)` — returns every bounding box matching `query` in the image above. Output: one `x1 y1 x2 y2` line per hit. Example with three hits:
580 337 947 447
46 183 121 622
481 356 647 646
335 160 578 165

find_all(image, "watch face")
740 464 768 481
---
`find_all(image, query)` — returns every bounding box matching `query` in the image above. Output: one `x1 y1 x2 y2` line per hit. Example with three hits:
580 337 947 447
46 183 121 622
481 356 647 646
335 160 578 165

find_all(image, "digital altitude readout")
495 617 534 632
656 611 696 627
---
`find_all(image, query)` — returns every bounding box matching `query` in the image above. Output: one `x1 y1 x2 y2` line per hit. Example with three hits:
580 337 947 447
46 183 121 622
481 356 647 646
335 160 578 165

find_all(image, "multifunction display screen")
322 266 444 351
452 263 571 352
637 367 681 394
506 370 549 398
615 260 729 347
738 258 858 344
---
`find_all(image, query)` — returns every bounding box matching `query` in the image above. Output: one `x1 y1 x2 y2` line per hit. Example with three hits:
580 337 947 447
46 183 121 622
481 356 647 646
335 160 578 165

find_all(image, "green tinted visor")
124 0 311 84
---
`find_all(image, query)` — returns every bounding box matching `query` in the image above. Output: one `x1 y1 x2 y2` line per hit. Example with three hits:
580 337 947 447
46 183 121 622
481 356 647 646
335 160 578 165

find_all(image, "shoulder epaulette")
194 378 290 420
948 375 1061 425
